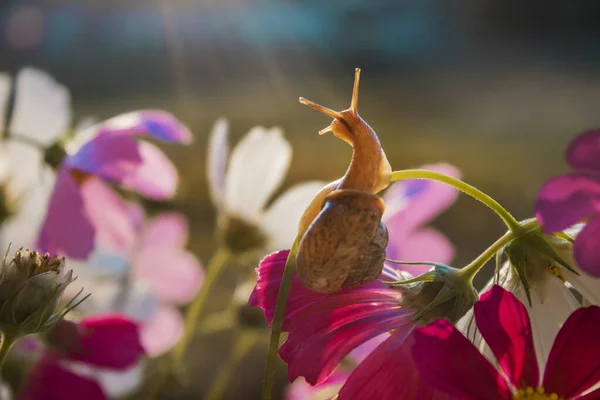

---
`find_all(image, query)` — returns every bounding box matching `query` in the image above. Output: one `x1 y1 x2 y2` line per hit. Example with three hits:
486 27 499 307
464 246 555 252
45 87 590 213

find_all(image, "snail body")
296 68 392 293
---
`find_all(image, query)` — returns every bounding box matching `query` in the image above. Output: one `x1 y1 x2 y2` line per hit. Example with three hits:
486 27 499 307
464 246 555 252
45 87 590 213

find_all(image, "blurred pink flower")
36 111 192 259
20 314 145 400
536 129 600 277
279 163 460 399
413 285 600 400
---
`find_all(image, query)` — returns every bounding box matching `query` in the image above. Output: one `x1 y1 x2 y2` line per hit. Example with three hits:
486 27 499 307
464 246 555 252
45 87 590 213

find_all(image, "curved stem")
0 333 17 371
172 247 231 365
459 219 540 281
261 238 299 400
391 170 520 231
205 330 258 400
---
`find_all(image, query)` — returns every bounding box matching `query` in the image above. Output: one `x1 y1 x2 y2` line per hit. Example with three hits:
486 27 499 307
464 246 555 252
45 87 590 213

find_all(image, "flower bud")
0 247 87 338
391 264 478 324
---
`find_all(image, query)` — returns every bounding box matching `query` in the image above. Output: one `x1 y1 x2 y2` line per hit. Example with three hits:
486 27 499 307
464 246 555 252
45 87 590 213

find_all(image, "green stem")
172 247 231 365
205 330 258 400
459 219 540 281
261 238 299 400
391 170 520 231
0 333 17 371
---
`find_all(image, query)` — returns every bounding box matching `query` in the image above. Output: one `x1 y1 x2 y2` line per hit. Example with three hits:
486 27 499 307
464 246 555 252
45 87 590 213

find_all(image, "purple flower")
413 285 600 400
535 129 600 276
20 314 145 400
36 111 192 259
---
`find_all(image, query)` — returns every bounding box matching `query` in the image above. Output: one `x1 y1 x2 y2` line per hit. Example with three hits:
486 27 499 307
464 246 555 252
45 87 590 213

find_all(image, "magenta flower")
36 111 192 259
20 314 145 400
413 285 600 400
535 129 600 277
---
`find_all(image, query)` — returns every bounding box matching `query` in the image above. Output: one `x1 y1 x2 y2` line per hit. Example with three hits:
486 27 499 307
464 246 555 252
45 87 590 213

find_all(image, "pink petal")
383 163 460 236
132 249 203 304
249 250 413 386
66 136 178 200
19 355 105 400
286 372 349 400
93 110 192 143
535 173 600 234
385 227 455 277
543 305 600 398
566 129 600 172
139 212 189 250
573 216 600 277
62 314 145 369
140 305 184 357
412 319 512 400
339 327 451 400
474 285 539 389
578 388 600 400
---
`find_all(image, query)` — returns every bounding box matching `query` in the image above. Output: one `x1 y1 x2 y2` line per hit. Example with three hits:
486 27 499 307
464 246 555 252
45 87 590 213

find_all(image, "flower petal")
261 181 326 251
207 118 229 209
383 163 460 235
413 319 512 400
287 373 349 400
94 363 144 398
224 126 291 221
340 327 452 400
65 135 178 200
249 250 412 385
535 173 600 234
543 306 600 398
140 304 184 357
60 314 145 369
37 170 139 259
565 129 600 172
19 356 105 400
385 227 454 277
132 248 203 304
10 67 71 146
573 216 600 277
139 212 189 250
474 285 539 389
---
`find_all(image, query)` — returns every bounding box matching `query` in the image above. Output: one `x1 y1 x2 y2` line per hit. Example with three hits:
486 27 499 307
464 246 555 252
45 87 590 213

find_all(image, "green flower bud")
0 247 87 338
389 263 478 324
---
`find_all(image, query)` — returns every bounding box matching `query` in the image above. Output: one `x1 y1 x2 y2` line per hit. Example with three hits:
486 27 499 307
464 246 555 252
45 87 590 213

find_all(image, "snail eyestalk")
351 67 360 113
298 97 344 120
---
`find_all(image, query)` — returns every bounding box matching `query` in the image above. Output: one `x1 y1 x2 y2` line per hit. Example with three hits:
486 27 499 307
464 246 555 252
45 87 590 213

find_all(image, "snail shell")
296 189 388 293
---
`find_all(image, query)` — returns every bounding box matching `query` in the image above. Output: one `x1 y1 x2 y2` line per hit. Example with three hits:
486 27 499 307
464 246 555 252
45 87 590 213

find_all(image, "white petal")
563 268 600 306
224 126 291 221
9 67 71 146
207 118 229 209
95 363 144 397
261 181 326 250
0 73 11 132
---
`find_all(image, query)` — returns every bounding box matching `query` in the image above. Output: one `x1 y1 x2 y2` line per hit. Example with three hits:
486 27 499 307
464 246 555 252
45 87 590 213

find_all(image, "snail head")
299 68 364 146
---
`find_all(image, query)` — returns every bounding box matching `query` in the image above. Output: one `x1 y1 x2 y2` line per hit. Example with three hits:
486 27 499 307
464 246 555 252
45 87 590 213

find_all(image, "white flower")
457 224 600 368
207 118 326 252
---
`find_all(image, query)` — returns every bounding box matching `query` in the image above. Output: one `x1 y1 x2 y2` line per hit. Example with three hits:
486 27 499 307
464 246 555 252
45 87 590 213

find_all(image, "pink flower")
19 314 145 400
251 163 460 399
36 111 192 259
413 285 600 400
535 129 600 276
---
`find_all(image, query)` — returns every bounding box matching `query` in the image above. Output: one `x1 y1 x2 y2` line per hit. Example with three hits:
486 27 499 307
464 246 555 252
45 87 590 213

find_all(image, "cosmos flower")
536 128 600 277
282 163 461 398
413 285 600 400
19 314 145 400
207 118 325 253
0 67 191 259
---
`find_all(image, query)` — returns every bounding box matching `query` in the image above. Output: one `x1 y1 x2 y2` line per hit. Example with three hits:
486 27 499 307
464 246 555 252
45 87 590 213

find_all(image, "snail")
295 68 392 293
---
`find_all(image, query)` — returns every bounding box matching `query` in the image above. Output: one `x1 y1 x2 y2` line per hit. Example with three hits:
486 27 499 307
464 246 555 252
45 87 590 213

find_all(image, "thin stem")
261 238 299 400
172 247 231 365
0 333 17 371
459 219 540 281
205 330 258 400
8 134 46 151
391 170 520 231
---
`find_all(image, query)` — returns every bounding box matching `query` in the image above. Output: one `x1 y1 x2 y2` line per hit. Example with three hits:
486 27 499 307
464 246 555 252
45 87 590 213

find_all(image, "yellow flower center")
513 387 562 400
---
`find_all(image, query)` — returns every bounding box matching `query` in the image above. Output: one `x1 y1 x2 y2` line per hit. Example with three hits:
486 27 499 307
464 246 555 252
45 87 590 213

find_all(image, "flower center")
513 387 562 400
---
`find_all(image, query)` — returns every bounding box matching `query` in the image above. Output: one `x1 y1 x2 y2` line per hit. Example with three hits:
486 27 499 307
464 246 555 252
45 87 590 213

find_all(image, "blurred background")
2 0 600 398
